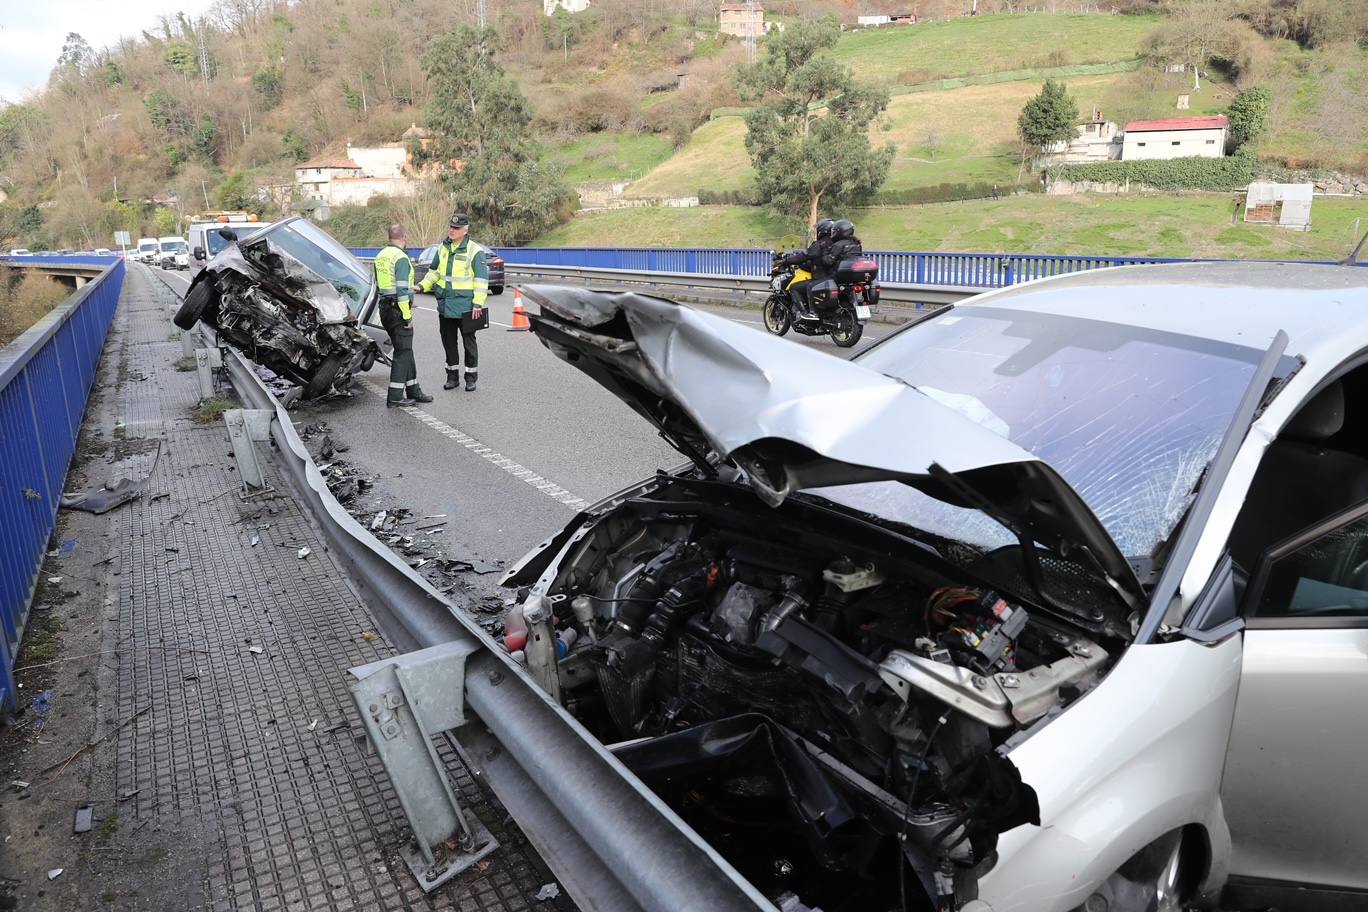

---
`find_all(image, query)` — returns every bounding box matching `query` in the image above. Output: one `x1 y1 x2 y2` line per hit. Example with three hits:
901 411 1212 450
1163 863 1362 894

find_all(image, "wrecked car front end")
174 217 379 399
483 284 1191 910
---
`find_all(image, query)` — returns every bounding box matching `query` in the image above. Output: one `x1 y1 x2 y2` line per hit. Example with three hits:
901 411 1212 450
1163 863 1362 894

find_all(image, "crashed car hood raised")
524 285 1144 605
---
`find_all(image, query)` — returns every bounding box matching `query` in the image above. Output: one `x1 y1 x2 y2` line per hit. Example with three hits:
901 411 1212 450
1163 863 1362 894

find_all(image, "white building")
1121 115 1227 161
1041 118 1123 165
1244 182 1313 231
544 0 590 14
294 141 420 210
719 3 765 38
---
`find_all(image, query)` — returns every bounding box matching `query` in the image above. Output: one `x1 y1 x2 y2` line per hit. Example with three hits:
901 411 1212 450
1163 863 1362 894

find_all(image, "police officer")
417 213 489 392
374 224 433 408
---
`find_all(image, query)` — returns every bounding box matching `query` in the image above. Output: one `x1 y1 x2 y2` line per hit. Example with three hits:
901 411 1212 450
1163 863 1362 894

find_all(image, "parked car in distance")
499 262 1368 912
412 245 504 295
93 248 112 256
173 217 381 399
157 236 190 270
7 248 31 256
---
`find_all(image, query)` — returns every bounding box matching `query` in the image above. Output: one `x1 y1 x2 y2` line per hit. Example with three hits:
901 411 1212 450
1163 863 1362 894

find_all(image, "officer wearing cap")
417 213 490 392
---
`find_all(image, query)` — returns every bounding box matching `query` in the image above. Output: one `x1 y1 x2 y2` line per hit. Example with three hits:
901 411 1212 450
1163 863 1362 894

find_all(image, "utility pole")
197 30 211 86
477 0 487 30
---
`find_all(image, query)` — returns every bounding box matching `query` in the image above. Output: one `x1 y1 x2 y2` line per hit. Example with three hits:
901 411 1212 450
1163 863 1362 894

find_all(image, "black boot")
464 371 477 392
443 371 459 390
408 386 433 404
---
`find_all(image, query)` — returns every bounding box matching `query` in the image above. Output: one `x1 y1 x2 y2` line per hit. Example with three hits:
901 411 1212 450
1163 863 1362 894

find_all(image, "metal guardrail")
0 257 126 711
137 266 774 912
500 263 977 307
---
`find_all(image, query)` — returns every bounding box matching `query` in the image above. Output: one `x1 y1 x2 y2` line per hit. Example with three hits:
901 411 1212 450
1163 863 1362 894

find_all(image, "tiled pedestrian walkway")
8 266 569 912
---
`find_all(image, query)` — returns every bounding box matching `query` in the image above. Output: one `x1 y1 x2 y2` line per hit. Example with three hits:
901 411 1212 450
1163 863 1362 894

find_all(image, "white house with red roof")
1121 115 1228 161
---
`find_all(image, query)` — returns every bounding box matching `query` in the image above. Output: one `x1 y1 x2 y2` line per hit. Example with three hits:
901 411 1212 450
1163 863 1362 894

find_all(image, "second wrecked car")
173 216 381 399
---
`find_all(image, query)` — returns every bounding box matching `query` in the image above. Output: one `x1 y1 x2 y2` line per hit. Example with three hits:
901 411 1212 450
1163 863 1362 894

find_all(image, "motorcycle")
764 251 880 348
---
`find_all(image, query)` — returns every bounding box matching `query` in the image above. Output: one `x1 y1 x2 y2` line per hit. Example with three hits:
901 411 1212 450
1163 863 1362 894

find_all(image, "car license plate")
855 305 871 320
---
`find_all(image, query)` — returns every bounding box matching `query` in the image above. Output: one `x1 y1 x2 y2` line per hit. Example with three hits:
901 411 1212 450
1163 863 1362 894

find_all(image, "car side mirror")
218 228 238 242
193 246 205 260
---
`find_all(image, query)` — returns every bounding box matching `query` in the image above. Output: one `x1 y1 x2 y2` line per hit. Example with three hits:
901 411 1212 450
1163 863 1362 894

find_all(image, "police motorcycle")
763 248 880 348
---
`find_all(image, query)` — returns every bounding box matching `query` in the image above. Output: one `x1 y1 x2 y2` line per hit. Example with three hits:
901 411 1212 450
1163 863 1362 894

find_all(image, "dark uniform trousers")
439 315 478 383
380 299 418 402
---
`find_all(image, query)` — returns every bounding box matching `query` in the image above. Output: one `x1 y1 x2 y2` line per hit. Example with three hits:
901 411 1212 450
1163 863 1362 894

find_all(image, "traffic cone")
507 287 531 332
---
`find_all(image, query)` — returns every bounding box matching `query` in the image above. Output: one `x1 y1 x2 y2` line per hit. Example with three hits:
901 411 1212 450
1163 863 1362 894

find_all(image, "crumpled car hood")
208 235 355 323
523 284 1145 607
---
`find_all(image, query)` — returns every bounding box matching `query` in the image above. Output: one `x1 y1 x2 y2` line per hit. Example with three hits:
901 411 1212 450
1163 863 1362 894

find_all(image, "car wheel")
829 308 863 348
302 353 345 400
173 281 215 330
1081 831 1195 912
763 295 792 337
489 285 504 296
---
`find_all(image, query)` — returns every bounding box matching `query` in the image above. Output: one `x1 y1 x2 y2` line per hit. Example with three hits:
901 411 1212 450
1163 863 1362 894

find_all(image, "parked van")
189 215 259 273
135 238 159 263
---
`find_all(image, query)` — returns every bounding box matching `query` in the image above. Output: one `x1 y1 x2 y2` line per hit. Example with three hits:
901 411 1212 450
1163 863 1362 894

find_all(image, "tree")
252 67 284 110
164 41 198 76
217 172 254 211
55 32 94 81
1143 0 1238 91
153 207 177 236
1226 85 1271 151
922 128 944 161
282 129 309 163
1017 78 1078 174
734 18 893 228
419 27 568 244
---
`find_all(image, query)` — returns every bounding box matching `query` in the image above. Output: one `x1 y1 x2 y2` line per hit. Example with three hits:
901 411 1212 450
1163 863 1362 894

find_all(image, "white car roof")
966 261 1368 360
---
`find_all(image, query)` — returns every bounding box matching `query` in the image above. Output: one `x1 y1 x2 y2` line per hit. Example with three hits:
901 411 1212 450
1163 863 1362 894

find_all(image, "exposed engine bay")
209 269 376 398
504 480 1124 911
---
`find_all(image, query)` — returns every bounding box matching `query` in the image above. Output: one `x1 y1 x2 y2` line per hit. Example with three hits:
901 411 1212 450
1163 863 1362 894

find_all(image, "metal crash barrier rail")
0 255 124 711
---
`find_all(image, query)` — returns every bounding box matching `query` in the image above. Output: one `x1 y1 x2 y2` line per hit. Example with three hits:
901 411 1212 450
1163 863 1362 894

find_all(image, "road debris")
297 546 311 559
61 441 162 513
74 805 94 834
47 868 64 881
248 645 264 655
535 883 561 901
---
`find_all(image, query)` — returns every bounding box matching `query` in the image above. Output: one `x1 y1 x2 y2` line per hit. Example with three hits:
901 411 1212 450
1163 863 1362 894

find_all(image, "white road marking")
359 379 590 511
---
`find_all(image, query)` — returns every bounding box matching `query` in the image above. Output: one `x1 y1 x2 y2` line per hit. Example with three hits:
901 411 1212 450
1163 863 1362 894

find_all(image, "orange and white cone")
507 287 531 332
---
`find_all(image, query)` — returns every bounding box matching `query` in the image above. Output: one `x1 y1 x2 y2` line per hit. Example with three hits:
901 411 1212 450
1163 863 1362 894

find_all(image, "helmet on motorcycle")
815 218 835 239
833 219 856 240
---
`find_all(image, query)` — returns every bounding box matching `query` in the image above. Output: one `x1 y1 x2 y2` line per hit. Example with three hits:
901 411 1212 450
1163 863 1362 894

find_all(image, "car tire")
173 281 215 330
489 285 504 296
1082 830 1196 912
303 353 345 400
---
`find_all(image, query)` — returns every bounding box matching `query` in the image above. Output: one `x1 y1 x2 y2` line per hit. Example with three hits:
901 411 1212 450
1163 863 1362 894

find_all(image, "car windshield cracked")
828 305 1269 562
254 218 372 317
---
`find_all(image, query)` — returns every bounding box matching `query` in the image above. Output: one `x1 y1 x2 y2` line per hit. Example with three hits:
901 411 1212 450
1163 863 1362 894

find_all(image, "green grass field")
535 196 1368 261
543 132 676 184
832 13 1158 85
624 118 755 199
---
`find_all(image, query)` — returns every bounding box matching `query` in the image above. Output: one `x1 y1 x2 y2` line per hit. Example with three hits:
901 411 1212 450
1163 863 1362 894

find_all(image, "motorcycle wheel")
763 295 793 337
829 308 864 348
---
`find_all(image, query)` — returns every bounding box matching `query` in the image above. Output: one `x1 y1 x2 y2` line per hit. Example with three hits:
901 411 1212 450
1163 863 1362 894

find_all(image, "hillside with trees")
0 0 1363 253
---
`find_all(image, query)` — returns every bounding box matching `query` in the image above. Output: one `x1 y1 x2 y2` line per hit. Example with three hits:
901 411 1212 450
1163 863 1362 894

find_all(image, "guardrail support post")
180 330 196 358
223 408 275 497
194 346 222 400
348 642 498 892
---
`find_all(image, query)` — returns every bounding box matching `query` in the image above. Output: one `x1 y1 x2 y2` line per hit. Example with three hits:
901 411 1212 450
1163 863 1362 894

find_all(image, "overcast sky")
0 1 218 104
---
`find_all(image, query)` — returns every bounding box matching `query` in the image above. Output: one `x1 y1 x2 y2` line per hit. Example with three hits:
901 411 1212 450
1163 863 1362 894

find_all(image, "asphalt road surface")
156 268 885 592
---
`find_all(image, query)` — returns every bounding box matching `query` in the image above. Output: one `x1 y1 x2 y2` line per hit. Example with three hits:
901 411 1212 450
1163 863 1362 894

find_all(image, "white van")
135 238 159 263
157 236 190 270
188 221 256 273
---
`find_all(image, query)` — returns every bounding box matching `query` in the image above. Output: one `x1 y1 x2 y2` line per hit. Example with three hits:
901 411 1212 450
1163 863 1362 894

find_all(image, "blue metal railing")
347 245 1360 289
0 256 125 711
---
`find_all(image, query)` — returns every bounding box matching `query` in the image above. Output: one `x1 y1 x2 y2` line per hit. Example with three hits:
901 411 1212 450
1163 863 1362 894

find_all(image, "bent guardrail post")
222 408 274 498
348 641 499 892
194 345 222 400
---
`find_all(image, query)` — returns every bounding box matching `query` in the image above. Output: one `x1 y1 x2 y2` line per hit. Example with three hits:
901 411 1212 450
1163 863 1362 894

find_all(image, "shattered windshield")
818 305 1266 559
260 220 371 316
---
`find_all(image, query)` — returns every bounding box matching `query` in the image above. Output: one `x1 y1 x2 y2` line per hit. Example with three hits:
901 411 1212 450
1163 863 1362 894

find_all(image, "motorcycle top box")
835 257 879 285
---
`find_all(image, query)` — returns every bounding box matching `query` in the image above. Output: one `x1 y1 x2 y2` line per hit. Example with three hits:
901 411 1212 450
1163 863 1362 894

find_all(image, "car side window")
1253 508 1368 620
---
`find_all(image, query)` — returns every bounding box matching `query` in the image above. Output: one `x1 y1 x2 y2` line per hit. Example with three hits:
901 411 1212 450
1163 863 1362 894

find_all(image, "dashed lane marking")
358 379 591 511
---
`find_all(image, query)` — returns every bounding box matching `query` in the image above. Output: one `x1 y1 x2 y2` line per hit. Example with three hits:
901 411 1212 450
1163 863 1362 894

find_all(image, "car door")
1221 500 1368 903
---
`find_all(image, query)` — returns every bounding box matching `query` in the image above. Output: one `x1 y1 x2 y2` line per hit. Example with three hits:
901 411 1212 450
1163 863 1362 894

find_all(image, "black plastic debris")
61 440 162 514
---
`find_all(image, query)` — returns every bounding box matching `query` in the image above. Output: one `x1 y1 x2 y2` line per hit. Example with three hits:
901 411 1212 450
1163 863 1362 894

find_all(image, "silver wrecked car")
173 216 381 399
495 261 1368 912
